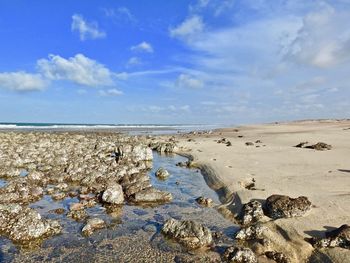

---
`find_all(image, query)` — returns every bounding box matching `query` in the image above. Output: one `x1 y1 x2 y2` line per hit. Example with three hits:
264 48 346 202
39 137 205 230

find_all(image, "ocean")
0 122 222 135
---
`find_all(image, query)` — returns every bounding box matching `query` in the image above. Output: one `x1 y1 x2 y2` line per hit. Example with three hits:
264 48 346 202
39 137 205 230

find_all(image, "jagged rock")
264 195 312 219
155 167 170 179
132 187 172 203
102 184 124 205
235 223 267 240
312 224 350 249
82 218 106 236
0 204 61 242
239 200 264 225
223 246 257 263
265 251 291 263
149 142 178 153
196 196 213 207
162 218 213 249
27 171 44 182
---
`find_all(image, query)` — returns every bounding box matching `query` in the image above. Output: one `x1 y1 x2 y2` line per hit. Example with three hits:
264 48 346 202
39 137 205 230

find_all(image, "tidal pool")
0 153 237 262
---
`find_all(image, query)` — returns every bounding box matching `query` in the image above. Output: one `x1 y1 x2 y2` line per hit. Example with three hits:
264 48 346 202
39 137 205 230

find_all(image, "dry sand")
176 119 350 262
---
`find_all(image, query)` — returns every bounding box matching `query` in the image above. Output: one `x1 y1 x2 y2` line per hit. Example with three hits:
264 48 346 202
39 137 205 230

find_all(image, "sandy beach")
174 119 350 262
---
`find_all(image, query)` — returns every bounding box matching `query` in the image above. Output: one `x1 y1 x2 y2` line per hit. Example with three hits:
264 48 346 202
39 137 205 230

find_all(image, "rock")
294 142 308 148
305 142 332 151
0 204 61 242
312 224 350 249
264 195 312 219
265 251 291 263
245 142 254 146
239 200 264 225
235 223 267 240
155 167 170 180
195 196 213 207
101 184 124 205
132 187 172 203
67 209 88 221
149 142 178 153
223 246 257 263
69 202 85 211
226 141 232 146
27 171 44 182
82 218 106 236
51 192 66 201
161 218 213 250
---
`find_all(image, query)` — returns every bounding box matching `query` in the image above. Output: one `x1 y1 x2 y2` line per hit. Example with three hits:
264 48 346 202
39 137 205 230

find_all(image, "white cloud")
284 4 350 68
170 16 204 39
71 14 106 41
37 54 114 87
176 74 203 89
131 42 154 53
103 7 136 23
127 57 141 67
0 72 47 91
98 88 123 96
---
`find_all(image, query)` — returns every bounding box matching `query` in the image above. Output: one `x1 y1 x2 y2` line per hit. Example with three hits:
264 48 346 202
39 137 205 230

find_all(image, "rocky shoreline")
0 124 349 262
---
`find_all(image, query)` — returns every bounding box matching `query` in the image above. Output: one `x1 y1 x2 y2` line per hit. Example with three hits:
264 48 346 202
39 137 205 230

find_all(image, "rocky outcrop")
0 204 61 242
223 246 257 263
101 184 124 205
311 224 350 249
161 218 213 250
82 218 106 236
264 195 312 219
239 200 264 225
149 141 178 153
155 167 169 180
235 223 267 240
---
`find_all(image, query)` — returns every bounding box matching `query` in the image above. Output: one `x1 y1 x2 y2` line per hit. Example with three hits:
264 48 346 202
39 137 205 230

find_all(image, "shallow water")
0 153 237 262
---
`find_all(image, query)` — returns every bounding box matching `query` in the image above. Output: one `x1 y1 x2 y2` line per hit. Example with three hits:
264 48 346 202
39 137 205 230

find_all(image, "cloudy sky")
0 0 350 124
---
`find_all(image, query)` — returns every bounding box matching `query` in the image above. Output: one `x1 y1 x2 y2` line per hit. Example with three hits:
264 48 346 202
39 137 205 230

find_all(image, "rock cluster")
239 200 264 225
0 132 173 244
0 204 61 242
264 195 312 219
161 218 213 250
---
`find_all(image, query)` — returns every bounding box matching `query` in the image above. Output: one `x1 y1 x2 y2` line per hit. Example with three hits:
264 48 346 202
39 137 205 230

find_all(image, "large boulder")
162 218 213 250
102 184 124 205
0 204 61 242
264 195 312 219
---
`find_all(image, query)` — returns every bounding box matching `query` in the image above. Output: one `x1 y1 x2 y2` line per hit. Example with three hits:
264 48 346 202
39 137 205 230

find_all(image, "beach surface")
175 119 350 262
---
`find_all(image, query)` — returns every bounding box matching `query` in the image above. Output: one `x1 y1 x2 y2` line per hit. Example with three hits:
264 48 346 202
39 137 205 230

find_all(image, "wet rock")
0 204 61 242
51 192 66 201
265 251 291 263
161 218 213 250
235 223 267 240
132 187 172 203
264 195 312 219
195 196 213 207
27 171 44 182
101 184 124 205
82 218 106 236
312 224 350 249
67 209 88 221
69 202 85 211
239 200 264 225
155 167 170 180
223 246 257 263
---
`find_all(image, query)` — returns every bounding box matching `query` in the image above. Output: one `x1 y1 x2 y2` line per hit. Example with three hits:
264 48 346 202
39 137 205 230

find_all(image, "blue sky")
0 0 350 124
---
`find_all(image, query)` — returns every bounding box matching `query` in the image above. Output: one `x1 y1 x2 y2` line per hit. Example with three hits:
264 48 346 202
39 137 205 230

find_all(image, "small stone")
305 142 332 151
196 196 213 207
69 202 84 211
264 195 312 219
82 218 106 236
245 142 254 146
235 223 267 240
265 251 291 263
132 187 172 203
51 192 66 201
223 246 257 263
155 167 170 180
